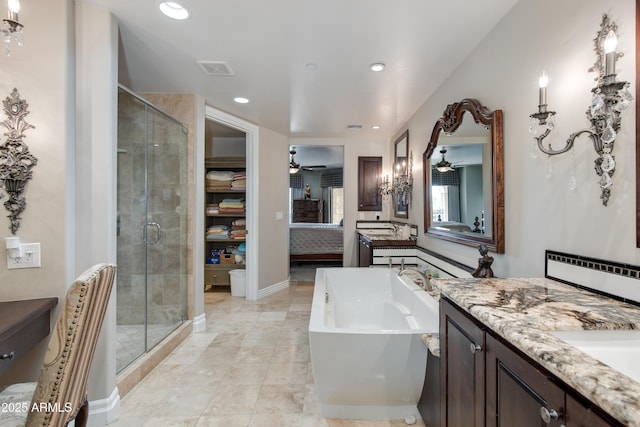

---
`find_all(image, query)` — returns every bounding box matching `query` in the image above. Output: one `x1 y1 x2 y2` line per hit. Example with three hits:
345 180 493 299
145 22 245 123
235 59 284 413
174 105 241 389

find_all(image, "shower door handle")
145 222 162 245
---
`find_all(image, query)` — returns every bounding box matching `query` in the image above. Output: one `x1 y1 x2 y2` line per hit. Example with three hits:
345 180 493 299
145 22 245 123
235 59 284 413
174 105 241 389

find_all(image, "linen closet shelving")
204 156 246 290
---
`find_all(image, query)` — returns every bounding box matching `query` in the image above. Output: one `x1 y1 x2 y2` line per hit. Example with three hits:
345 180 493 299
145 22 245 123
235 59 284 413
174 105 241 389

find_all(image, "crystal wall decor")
0 88 37 234
529 14 633 206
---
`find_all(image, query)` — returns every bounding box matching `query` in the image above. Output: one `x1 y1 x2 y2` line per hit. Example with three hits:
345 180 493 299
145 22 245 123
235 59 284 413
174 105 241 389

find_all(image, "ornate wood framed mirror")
423 98 505 253
394 130 409 218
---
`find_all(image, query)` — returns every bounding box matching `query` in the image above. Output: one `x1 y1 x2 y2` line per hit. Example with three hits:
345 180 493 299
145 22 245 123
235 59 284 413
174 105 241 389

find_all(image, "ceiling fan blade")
301 165 327 170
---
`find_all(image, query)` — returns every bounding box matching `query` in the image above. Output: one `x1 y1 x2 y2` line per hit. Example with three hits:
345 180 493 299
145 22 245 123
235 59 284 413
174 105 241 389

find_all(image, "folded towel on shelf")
207 225 229 233
206 234 230 241
230 230 246 240
206 170 235 181
232 218 247 227
219 199 245 210
207 180 232 189
221 197 245 204
206 225 230 240
205 204 219 215
219 208 245 214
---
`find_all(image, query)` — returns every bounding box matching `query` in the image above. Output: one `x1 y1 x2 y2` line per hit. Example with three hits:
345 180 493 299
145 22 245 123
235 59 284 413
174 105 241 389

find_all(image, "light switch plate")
7 243 41 269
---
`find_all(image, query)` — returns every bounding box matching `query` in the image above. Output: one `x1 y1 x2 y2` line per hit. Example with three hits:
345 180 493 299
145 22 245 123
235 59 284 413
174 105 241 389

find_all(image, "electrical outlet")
7 243 41 269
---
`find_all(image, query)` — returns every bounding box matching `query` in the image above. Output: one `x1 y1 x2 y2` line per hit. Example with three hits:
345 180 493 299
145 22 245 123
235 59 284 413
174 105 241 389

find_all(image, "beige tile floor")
109 280 426 427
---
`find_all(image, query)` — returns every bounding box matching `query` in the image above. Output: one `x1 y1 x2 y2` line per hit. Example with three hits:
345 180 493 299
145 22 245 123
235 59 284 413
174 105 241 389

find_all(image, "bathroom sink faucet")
398 267 433 291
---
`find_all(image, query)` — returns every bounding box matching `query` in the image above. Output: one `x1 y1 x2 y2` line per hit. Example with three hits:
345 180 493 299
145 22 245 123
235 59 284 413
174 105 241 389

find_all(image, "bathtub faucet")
398 268 433 292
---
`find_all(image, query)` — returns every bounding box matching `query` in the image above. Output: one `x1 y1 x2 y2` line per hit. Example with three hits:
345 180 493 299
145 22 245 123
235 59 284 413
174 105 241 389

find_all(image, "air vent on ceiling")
347 124 363 129
196 61 235 76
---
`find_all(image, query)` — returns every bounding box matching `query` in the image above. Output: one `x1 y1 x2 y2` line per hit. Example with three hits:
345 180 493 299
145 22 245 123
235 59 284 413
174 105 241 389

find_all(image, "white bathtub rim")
310 267 438 334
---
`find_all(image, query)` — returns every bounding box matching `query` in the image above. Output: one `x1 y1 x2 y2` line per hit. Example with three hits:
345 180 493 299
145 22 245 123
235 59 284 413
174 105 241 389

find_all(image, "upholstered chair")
0 263 116 427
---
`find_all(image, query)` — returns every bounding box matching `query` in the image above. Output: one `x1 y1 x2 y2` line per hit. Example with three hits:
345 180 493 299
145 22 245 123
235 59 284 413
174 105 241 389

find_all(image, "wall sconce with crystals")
380 151 413 206
0 88 37 234
528 14 633 206
1 0 23 56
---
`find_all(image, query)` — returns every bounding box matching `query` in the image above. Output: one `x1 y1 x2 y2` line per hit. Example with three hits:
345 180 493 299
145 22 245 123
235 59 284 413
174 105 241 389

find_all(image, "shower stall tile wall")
116 87 189 373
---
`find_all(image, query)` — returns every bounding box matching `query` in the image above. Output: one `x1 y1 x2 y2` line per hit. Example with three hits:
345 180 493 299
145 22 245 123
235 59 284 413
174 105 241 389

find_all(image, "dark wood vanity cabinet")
564 394 616 427
485 333 564 427
440 298 620 427
357 156 382 211
357 234 372 267
440 298 486 427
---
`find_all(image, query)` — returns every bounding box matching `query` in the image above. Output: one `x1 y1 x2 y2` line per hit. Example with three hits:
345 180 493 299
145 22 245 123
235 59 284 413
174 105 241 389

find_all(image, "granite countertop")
357 230 417 245
432 277 640 427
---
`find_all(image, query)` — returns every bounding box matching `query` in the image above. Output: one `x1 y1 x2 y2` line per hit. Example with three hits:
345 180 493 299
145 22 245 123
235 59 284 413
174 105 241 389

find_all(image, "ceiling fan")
289 147 300 174
435 147 454 173
289 147 327 174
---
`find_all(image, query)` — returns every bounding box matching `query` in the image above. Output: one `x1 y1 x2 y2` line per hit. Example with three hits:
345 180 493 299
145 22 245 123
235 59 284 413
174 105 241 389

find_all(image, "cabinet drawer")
204 268 231 285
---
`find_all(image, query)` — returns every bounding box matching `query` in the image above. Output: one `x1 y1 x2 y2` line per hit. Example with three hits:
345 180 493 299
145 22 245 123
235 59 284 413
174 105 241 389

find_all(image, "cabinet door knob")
470 343 482 354
0 351 14 360
540 407 562 423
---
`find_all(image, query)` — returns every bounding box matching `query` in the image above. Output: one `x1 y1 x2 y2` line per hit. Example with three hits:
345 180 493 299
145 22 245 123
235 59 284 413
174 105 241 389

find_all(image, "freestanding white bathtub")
309 267 439 419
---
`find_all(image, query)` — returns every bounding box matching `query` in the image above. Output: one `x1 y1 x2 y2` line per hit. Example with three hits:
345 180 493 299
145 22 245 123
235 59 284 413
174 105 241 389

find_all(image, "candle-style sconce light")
529 14 633 206
0 88 37 234
380 151 414 207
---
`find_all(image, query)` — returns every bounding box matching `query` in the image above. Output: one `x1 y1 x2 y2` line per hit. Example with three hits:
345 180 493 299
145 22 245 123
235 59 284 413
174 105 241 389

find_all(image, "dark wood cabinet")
441 298 621 427
440 299 485 427
358 156 382 211
292 199 322 223
565 394 615 427
357 234 372 267
485 334 564 427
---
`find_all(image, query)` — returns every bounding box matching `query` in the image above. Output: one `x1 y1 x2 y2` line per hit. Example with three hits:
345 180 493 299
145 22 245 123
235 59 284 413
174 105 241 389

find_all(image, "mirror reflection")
423 98 504 253
288 145 344 224
394 131 409 218
288 145 345 264
430 116 491 236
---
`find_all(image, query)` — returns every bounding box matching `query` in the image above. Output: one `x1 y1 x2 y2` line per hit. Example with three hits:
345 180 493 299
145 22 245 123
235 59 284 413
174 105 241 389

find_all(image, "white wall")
0 1 120 423
257 127 290 289
75 3 119 424
392 0 638 276
0 0 72 384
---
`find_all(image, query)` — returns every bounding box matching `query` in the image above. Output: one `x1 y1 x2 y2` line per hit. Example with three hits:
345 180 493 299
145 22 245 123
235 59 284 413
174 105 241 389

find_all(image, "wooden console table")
0 297 58 377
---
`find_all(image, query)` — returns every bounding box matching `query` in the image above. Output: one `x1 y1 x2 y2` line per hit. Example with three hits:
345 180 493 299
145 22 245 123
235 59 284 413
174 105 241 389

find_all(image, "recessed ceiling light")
372 125 381 130
305 63 318 71
369 63 386 72
234 97 250 104
159 2 190 20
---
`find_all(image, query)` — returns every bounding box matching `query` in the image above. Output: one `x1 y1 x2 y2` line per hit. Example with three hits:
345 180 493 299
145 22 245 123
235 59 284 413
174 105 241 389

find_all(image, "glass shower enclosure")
116 86 188 373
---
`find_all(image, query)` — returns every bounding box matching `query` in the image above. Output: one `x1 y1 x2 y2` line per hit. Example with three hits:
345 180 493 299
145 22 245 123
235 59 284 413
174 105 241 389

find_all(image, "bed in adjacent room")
289 223 344 262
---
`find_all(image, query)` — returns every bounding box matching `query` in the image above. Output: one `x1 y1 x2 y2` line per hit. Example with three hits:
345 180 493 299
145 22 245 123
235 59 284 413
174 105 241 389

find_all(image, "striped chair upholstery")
0 263 116 427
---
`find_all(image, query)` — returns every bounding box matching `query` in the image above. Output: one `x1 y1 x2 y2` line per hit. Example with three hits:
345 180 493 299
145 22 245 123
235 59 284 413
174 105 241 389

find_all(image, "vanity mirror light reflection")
423 98 505 253
394 131 409 218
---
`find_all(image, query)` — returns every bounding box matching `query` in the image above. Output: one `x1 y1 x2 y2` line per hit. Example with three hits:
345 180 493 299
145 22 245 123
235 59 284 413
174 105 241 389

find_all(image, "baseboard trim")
257 280 289 299
192 313 206 332
87 386 119 427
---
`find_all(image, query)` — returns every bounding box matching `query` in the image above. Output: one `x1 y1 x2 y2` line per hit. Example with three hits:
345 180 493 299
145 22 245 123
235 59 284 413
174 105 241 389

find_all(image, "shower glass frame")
116 86 189 373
